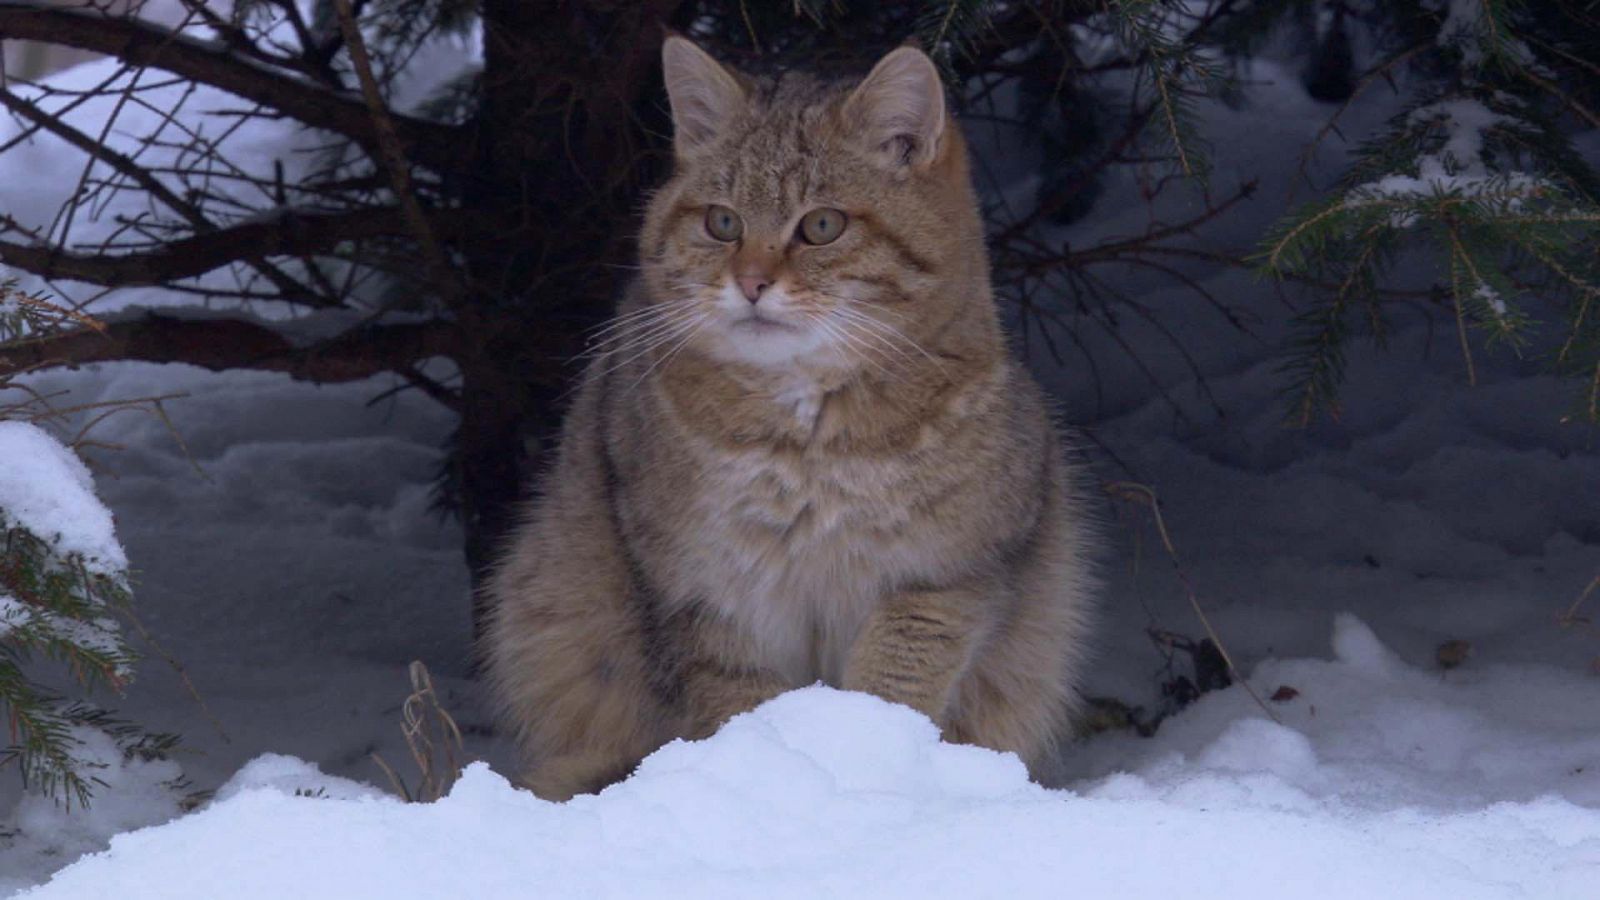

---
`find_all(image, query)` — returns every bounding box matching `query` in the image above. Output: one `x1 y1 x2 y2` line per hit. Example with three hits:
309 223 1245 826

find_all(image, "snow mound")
1071 614 1600 815
23 684 1600 899
212 755 389 805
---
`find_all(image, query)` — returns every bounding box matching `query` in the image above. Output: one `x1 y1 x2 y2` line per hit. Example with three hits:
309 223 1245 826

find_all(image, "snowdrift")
23 620 1600 900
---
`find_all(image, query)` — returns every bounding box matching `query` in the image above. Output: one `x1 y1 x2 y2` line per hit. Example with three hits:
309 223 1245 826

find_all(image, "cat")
482 35 1099 801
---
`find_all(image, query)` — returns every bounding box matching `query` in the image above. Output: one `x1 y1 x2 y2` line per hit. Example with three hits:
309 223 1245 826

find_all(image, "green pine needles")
1108 0 1228 180
0 521 135 808
1260 0 1600 424
0 279 172 810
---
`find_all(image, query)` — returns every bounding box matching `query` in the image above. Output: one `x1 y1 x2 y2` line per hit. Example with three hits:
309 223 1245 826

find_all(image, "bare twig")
0 311 464 391
0 84 327 307
1105 480 1280 723
0 1 460 169
0 207 461 289
1557 575 1600 634
331 0 465 309
118 602 230 744
369 751 412 802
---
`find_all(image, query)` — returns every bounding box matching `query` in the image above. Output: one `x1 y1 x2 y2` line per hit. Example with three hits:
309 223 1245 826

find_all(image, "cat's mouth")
703 301 827 367
727 312 800 334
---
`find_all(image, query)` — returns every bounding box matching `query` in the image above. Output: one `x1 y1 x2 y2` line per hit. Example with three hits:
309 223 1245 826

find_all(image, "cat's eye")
704 205 743 242
798 208 848 245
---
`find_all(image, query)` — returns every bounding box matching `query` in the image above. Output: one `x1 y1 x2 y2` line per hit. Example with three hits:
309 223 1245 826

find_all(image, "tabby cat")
483 36 1098 800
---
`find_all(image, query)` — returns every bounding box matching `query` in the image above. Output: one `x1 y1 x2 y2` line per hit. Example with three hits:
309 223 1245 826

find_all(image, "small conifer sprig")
1260 2 1600 424
0 279 176 809
1106 0 1229 180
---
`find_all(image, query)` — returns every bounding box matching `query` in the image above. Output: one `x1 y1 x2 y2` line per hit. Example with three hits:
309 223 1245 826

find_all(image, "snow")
0 599 125 666
3 729 182 891
2 23 1599 900
1345 97 1543 223
211 754 388 805
1071 615 1600 813
1474 281 1508 316
0 595 24 640
1434 0 1489 64
1431 0 1534 69
17 683 1600 899
0 421 126 574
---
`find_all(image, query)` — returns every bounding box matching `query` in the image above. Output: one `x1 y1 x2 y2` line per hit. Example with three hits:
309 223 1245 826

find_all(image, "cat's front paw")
522 752 636 801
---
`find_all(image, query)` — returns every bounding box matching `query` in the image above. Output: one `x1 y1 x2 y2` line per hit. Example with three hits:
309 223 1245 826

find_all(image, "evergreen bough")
1257 0 1600 423
0 279 171 810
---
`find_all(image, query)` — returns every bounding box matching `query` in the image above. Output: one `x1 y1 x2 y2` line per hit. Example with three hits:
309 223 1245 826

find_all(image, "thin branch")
0 207 461 288
117 597 231 744
0 1 460 169
0 312 464 390
332 0 465 309
0 83 330 306
1105 480 1280 724
1291 43 1428 200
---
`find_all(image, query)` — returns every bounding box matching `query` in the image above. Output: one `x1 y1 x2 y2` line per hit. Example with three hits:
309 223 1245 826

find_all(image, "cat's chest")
662 379 924 564
665 443 928 680
701 448 911 549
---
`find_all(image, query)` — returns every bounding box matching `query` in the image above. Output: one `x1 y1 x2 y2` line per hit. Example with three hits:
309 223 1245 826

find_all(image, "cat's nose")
737 274 771 303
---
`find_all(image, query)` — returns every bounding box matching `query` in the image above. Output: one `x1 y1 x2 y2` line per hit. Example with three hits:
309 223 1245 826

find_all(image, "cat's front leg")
666 603 792 740
841 585 990 725
679 658 791 740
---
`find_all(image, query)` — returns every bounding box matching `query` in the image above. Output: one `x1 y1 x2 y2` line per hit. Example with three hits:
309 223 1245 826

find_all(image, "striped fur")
482 39 1099 800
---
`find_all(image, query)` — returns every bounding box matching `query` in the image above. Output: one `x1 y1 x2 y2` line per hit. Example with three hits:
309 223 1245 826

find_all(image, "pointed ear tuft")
662 36 748 157
842 47 947 170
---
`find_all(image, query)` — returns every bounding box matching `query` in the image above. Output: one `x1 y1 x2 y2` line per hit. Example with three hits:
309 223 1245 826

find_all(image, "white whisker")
589 312 707 380
582 299 699 349
830 304 949 377
828 308 920 368
579 300 708 360
626 314 713 394
578 318 695 363
810 312 903 382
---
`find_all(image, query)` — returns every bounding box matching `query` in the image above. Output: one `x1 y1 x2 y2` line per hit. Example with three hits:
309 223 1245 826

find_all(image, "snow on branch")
0 288 148 806
1341 98 1546 222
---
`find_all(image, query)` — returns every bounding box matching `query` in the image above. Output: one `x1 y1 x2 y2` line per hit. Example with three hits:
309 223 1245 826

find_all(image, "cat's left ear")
842 46 948 171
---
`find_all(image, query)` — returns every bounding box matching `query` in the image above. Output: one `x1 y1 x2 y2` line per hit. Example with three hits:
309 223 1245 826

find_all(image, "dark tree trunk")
453 0 687 642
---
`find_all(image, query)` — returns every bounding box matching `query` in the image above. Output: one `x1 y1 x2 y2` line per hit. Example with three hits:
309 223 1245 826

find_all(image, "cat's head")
636 37 992 377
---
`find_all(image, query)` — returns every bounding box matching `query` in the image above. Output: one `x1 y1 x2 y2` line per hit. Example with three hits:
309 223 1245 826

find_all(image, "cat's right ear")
662 36 748 158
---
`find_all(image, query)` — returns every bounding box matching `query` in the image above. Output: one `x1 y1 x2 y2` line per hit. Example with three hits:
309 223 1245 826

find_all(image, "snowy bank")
23 632 1600 900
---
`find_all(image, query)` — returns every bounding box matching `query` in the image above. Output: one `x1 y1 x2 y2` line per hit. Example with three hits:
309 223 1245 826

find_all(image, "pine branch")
2 511 134 807
916 0 993 66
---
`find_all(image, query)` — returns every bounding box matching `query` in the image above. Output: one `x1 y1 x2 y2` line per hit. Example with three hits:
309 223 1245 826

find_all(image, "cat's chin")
727 315 797 336
699 317 832 369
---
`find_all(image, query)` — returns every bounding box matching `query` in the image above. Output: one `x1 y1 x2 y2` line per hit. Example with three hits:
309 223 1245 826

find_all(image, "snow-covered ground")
3 28 1600 900
21 684 1600 899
